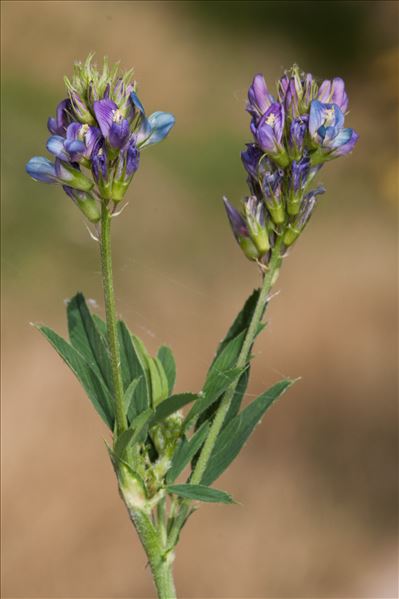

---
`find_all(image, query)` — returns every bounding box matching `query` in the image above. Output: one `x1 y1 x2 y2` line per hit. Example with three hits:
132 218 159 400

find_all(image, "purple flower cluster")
224 65 358 264
26 55 175 222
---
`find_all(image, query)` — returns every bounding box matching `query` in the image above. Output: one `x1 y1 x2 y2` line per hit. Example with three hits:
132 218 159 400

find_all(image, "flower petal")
46 135 70 161
26 156 58 183
309 100 327 139
66 122 82 140
330 128 359 155
331 78 348 112
108 119 130 149
317 80 332 103
93 99 118 137
138 111 175 147
130 91 145 114
223 196 248 241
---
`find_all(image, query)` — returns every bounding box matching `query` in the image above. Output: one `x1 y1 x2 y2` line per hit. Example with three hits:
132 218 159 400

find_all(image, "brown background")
1 1 398 597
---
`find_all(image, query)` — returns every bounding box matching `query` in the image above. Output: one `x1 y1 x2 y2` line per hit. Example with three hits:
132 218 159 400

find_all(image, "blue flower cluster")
224 65 358 264
26 55 175 222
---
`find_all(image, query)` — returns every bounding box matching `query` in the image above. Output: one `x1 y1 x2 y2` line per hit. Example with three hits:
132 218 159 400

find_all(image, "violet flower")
224 64 358 265
241 144 265 180
253 103 289 167
309 100 358 164
317 77 349 113
26 54 176 215
47 99 73 136
246 74 275 124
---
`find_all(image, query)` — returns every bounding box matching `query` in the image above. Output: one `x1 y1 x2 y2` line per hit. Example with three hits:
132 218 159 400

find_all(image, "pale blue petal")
26 156 58 183
309 100 326 139
139 111 175 147
46 135 69 161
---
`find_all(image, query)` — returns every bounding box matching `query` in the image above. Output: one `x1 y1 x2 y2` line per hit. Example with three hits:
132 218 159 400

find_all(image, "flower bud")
283 187 324 246
223 196 263 261
288 116 308 161
62 186 101 222
70 92 95 125
261 168 285 224
91 142 112 199
112 139 140 201
243 196 270 254
55 158 93 191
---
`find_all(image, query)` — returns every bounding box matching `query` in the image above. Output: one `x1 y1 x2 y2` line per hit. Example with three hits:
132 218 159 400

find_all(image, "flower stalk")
99 202 127 437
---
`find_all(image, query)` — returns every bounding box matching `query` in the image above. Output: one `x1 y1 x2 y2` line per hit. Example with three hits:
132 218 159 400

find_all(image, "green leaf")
223 368 250 428
151 393 197 426
157 346 176 394
214 288 264 360
127 376 149 423
148 357 169 407
92 314 107 338
183 367 245 431
197 293 267 431
35 324 114 429
118 322 150 408
167 483 234 504
207 330 246 382
114 408 153 459
166 422 210 483
124 376 142 416
201 379 295 485
67 293 113 391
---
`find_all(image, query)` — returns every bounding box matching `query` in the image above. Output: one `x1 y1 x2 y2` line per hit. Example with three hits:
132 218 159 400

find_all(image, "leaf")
118 322 150 408
124 376 142 416
148 357 169 407
114 408 153 459
92 314 107 338
223 367 250 429
151 393 197 426
197 293 267 430
157 346 176 394
183 367 245 431
127 376 150 423
167 483 234 504
206 330 246 383
214 288 264 360
67 293 113 391
35 324 114 429
201 379 295 486
166 422 210 483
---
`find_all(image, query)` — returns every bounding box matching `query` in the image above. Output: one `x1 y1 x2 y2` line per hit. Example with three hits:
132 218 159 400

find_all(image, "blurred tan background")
1 1 398 597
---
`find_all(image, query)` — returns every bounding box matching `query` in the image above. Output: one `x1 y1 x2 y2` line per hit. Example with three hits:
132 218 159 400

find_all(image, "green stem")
99 203 127 437
168 237 284 548
100 203 176 597
128 508 176 599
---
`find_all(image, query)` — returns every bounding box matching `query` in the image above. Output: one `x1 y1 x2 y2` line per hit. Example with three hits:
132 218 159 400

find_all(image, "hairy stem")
100 203 176 597
128 508 176 599
99 203 127 436
168 237 284 548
